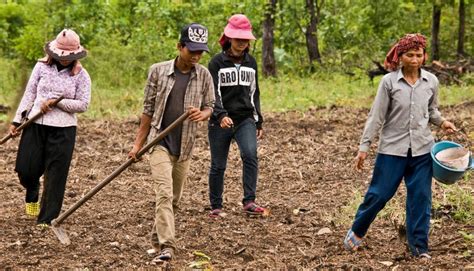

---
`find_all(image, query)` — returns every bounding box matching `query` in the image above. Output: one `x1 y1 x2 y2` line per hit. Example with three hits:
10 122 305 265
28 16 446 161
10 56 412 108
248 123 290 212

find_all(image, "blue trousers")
351 151 432 255
208 118 258 209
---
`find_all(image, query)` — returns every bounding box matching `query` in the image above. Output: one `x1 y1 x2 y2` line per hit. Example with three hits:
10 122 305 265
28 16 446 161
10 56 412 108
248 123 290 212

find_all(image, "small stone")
317 227 332 235
110 241 120 247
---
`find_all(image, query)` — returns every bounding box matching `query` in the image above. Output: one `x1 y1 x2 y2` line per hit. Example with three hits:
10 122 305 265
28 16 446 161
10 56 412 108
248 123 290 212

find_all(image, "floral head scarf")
384 33 428 71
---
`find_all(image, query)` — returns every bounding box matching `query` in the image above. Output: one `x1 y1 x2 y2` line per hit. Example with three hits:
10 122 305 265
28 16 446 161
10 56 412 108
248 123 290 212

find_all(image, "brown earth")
1 104 473 269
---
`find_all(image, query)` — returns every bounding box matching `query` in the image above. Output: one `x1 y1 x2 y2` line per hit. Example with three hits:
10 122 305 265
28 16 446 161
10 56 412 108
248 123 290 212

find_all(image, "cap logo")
188 27 208 43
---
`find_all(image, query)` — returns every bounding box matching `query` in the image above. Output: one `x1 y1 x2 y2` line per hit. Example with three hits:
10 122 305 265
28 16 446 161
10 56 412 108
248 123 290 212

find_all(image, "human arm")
128 113 152 160
356 77 391 169
428 77 457 133
252 58 264 138
208 56 228 123
358 77 391 153
354 151 368 171
12 63 42 124
55 70 91 113
128 65 158 160
252 58 263 130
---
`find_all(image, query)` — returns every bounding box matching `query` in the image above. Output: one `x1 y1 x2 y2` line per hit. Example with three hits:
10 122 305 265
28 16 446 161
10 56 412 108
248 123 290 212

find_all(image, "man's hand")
257 129 264 140
220 116 234 129
354 151 368 171
40 99 57 113
128 145 142 162
8 125 20 137
128 113 152 162
188 107 212 122
441 120 457 134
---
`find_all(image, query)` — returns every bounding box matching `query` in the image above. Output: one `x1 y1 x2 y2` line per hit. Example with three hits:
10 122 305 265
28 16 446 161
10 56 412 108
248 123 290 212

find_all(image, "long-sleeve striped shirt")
359 69 445 157
13 62 91 127
142 58 215 161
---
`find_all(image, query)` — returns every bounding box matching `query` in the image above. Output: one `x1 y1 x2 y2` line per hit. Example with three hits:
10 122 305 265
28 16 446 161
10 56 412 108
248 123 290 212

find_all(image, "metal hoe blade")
51 220 71 245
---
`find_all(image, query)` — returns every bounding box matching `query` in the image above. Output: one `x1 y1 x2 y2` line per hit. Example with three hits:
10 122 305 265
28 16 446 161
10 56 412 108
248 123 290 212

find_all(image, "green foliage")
438 183 473 223
260 73 473 112
332 189 363 226
0 57 22 104
0 0 472 118
1 0 471 68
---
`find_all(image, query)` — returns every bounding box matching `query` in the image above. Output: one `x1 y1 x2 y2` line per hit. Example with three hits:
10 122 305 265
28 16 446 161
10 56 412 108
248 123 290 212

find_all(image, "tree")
262 0 277 77
457 0 466 57
431 3 441 61
305 0 322 66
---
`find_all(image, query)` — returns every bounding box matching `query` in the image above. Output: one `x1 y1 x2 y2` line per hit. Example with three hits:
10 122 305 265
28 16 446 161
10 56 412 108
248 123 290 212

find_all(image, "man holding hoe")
128 23 215 263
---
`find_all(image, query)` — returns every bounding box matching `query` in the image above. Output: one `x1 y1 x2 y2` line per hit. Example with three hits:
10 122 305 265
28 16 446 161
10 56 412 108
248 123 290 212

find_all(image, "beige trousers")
149 146 190 250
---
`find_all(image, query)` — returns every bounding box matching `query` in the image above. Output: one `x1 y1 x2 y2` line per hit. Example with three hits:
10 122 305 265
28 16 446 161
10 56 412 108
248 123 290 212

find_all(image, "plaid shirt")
359 69 445 157
143 58 215 161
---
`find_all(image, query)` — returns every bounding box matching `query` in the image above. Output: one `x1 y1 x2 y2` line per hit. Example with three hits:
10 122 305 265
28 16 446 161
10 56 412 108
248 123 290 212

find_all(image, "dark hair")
42 55 77 67
221 39 250 53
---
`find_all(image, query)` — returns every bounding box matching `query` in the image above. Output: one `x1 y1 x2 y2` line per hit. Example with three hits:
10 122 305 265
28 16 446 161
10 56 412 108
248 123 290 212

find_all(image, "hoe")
51 111 190 245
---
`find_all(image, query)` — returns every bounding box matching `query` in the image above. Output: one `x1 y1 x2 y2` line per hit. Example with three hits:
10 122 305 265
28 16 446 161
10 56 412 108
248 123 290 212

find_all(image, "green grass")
260 74 474 112
1 58 473 119
83 73 473 119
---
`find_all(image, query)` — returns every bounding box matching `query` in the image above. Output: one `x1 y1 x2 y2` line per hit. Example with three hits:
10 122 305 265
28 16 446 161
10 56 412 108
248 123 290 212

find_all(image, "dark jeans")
15 123 76 224
208 118 258 209
351 151 432 256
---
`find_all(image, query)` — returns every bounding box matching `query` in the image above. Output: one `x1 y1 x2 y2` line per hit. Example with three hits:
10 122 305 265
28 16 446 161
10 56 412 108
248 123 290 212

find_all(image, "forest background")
0 1 472 268
0 0 472 119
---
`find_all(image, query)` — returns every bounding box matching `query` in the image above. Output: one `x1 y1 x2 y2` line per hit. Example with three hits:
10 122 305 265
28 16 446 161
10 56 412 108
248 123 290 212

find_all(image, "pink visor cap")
45 29 87 61
223 14 256 40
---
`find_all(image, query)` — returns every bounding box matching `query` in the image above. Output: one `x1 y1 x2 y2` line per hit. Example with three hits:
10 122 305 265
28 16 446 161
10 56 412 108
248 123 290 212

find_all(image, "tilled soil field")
1 104 473 269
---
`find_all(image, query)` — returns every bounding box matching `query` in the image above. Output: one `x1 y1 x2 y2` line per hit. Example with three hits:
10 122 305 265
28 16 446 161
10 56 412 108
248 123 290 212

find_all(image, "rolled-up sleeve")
143 65 158 116
359 78 390 152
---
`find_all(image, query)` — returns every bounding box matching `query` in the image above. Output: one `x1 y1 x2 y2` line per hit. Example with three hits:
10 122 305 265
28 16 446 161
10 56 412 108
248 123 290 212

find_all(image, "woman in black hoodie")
207 14 265 218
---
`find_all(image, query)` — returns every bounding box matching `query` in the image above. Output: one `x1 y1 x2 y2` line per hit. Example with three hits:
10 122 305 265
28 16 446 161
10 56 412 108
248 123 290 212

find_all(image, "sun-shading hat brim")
45 41 87 61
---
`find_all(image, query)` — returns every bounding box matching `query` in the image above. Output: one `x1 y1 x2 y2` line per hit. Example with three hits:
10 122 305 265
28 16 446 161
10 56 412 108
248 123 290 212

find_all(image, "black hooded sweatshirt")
208 51 263 129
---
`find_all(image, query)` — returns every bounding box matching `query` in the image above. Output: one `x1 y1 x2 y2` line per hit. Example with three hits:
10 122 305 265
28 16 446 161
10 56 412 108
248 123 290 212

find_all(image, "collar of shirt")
396 68 429 83
166 57 197 80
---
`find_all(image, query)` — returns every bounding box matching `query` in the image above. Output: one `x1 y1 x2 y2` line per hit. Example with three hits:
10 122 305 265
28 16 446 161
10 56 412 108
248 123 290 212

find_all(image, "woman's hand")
257 129 264 140
354 151 368 171
40 99 57 113
8 125 20 137
441 120 457 134
220 116 234 129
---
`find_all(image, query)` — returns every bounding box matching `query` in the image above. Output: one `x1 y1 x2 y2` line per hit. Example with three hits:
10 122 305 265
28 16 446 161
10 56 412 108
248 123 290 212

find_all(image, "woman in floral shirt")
9 29 91 228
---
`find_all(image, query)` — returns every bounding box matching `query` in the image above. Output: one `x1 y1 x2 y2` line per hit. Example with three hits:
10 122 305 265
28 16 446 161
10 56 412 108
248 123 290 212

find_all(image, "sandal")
243 202 266 215
209 208 222 218
152 247 174 263
25 202 40 217
343 229 362 251
419 253 431 260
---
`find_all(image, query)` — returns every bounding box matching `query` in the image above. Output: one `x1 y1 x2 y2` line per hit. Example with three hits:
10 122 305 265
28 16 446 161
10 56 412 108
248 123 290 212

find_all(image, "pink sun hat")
223 14 256 40
45 29 87 61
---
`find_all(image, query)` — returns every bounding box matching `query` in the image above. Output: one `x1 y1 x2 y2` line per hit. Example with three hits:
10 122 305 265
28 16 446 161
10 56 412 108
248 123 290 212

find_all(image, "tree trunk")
262 0 277 77
457 0 465 57
431 4 441 61
305 0 322 66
